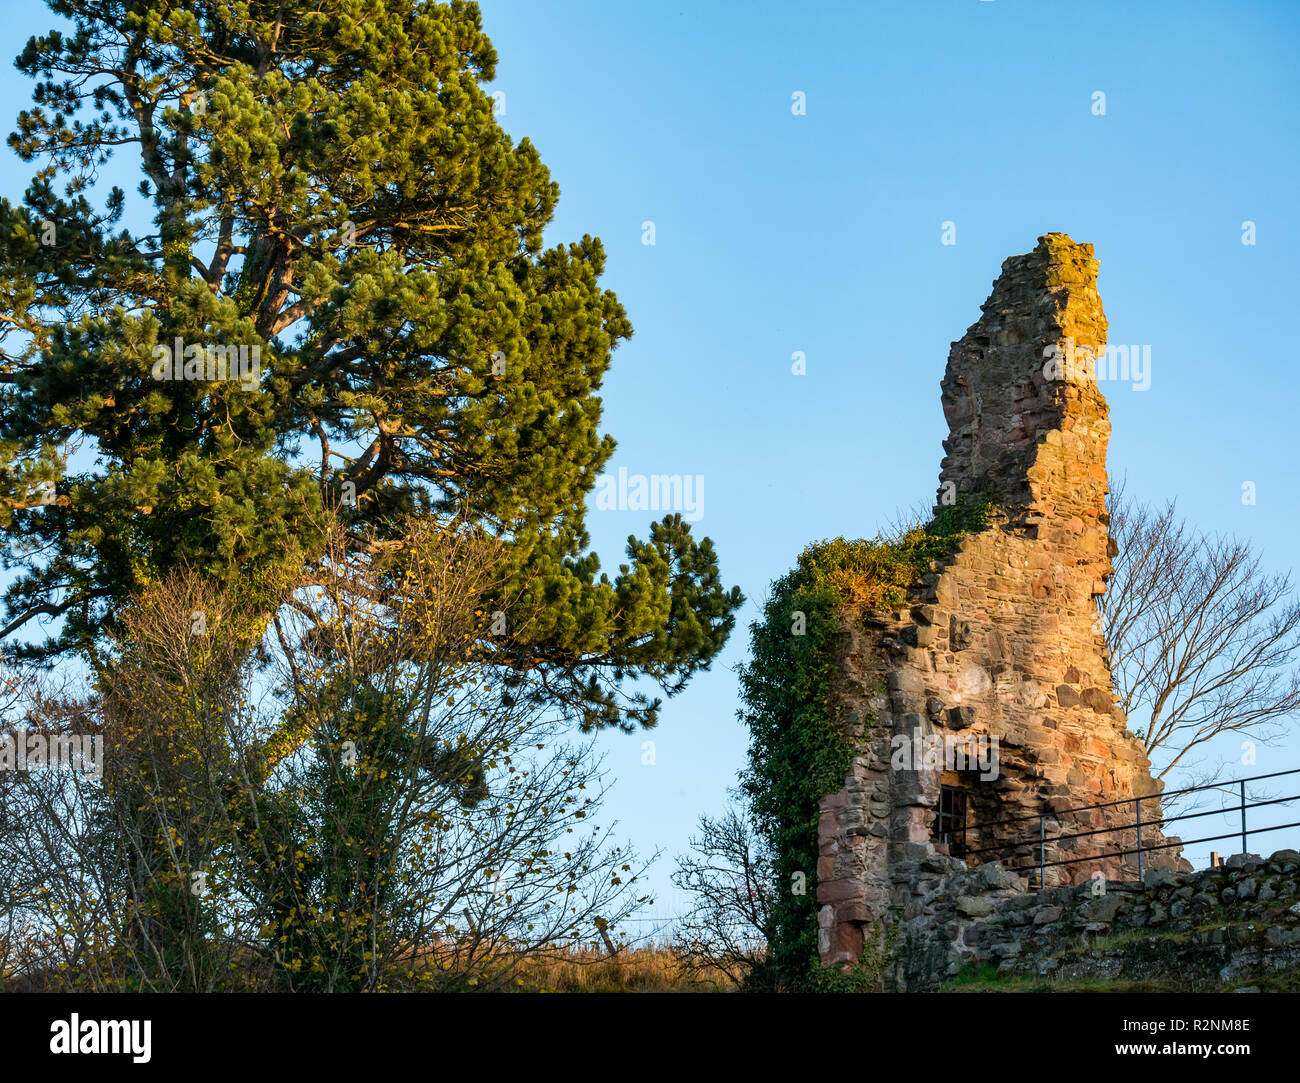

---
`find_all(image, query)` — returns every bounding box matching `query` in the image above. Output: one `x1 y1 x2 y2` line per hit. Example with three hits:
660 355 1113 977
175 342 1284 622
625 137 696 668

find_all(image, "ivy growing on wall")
738 494 993 990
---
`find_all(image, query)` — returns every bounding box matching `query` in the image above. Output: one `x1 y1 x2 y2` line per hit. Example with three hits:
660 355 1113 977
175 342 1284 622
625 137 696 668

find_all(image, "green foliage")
256 682 412 991
800 917 900 992
49 526 654 992
0 0 741 732
738 493 992 990
738 569 843 987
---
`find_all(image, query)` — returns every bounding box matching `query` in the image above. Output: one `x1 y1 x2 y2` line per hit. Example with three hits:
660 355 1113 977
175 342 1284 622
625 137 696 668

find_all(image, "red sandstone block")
817 878 863 904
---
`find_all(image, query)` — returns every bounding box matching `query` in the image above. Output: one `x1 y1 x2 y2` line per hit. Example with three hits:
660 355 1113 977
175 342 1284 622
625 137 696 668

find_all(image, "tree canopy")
0 0 741 729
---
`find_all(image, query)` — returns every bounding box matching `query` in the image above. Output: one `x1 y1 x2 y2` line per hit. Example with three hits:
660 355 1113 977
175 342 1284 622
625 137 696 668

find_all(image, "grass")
508 945 738 992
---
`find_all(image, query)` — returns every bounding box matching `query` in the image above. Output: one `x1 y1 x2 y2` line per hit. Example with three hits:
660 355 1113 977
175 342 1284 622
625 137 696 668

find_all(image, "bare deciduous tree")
670 795 771 985
1102 480 1300 781
0 513 651 991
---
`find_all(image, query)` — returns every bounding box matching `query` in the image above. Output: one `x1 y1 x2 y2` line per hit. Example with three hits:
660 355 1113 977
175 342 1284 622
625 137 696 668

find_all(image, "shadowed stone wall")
893 849 1300 992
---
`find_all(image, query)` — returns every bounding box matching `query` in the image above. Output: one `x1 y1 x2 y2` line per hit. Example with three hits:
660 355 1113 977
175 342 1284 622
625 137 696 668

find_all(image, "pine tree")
0 0 741 729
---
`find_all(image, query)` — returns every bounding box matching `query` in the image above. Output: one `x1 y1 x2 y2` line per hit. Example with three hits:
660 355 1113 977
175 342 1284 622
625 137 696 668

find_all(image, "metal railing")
954 768 1300 889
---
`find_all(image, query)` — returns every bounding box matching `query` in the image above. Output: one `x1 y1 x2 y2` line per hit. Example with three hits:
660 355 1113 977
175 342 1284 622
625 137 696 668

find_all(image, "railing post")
1240 779 1248 858
1039 815 1046 891
1135 796 1143 879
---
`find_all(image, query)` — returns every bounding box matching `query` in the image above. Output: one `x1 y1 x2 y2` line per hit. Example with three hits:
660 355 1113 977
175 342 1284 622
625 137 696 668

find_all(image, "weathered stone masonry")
817 234 1184 969
894 849 1300 992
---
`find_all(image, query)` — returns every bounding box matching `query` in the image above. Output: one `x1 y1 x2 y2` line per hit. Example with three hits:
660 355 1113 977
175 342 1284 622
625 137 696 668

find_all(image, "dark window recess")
936 786 967 857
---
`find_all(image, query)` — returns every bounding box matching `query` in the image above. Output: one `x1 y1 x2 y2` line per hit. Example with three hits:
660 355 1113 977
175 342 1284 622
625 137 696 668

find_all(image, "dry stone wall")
894 849 1300 992
817 234 1185 969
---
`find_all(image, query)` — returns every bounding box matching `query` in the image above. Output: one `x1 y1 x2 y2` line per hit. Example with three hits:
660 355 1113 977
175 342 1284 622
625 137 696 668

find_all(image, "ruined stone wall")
817 235 1183 969
893 849 1300 992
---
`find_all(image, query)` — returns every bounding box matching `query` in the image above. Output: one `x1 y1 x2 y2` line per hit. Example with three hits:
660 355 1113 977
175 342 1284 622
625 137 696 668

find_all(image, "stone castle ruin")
817 233 1185 968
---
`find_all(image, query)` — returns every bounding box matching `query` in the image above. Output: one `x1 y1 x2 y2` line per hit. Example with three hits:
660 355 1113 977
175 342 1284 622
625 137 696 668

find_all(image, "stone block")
1079 893 1122 923
956 896 995 917
946 705 976 730
1142 867 1178 889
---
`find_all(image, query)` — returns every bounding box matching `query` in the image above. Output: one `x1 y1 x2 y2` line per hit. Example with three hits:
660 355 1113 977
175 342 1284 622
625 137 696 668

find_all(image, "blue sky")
469 0 1300 915
2 0 1298 928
